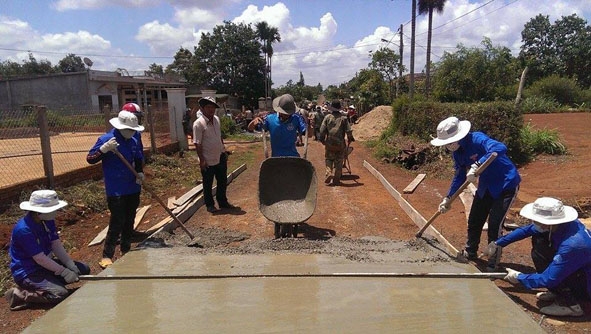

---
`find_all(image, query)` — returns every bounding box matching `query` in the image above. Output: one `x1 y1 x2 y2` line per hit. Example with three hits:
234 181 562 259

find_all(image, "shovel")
112 148 200 246
415 152 498 238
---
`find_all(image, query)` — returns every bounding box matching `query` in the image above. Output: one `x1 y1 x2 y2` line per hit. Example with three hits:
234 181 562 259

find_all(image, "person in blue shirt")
87 111 145 269
247 94 307 157
500 197 591 317
6 190 90 311
430 116 521 270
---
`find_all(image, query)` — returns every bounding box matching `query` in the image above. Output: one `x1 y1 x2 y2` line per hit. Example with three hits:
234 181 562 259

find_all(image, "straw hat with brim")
430 116 471 146
328 100 342 112
20 190 68 213
273 94 296 115
109 111 145 131
198 96 220 108
520 197 578 225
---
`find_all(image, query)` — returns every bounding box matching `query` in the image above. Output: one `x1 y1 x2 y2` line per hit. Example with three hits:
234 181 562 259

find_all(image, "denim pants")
201 153 228 208
104 192 140 258
465 187 517 254
16 260 90 305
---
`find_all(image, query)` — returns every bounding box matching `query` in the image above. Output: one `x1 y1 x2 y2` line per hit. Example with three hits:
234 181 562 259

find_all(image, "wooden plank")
146 164 247 236
133 205 151 230
363 160 459 258
167 196 176 209
173 184 203 207
403 174 426 194
89 205 150 246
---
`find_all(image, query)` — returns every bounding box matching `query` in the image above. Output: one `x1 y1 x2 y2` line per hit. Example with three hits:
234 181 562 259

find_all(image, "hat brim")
198 99 220 108
519 203 579 225
20 200 68 213
430 120 471 146
109 118 145 132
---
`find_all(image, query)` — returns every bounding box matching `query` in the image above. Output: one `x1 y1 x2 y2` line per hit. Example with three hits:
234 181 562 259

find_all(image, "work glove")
136 172 145 185
504 268 521 285
99 137 119 153
438 197 451 214
60 268 79 284
466 163 479 184
485 241 500 257
65 260 80 275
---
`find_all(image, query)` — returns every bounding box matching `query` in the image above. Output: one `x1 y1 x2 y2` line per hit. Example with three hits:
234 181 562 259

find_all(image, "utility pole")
410 0 416 99
398 24 403 98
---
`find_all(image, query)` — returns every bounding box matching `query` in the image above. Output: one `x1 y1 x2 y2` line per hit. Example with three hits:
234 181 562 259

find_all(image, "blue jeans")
16 260 90 305
465 187 518 254
201 153 229 208
104 192 140 258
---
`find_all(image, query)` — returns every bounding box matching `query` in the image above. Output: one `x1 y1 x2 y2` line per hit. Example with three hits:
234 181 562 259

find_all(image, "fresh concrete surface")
23 249 543 333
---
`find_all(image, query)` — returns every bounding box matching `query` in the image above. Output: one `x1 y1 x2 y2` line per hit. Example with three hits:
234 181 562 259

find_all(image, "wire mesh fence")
0 105 174 191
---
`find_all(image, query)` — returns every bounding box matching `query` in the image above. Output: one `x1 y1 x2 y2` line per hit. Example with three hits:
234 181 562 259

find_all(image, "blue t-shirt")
9 213 59 282
264 113 307 157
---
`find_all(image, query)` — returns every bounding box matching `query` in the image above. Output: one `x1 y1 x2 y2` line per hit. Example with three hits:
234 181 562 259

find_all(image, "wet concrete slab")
23 249 543 333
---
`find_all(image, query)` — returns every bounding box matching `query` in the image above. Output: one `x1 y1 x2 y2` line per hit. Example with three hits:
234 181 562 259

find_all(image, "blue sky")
1 0 590 87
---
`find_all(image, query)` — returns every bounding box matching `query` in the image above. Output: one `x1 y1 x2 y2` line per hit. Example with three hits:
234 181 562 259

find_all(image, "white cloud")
136 20 201 55
53 0 161 11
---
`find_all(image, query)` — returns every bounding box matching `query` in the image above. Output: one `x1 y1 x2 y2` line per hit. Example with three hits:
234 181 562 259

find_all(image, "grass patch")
520 123 567 160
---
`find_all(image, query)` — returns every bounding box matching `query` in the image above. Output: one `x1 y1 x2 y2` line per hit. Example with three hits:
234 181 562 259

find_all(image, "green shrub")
220 116 239 138
526 75 582 106
520 96 561 114
520 123 567 160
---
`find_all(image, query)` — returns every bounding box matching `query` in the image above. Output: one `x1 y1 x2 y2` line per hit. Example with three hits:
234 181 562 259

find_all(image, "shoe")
4 288 28 311
206 206 219 213
324 175 332 184
536 291 558 302
99 258 113 269
540 302 584 317
460 249 477 260
219 202 237 209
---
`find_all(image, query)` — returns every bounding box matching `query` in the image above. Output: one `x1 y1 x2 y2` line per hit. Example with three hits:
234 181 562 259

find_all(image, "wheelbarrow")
258 157 317 238
343 143 353 174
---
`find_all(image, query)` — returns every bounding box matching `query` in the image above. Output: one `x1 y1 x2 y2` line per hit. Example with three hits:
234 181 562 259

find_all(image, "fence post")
147 104 157 154
37 105 55 188
103 104 112 131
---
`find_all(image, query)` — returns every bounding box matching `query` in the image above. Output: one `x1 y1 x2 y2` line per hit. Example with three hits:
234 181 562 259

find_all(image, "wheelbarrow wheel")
292 224 299 238
274 223 281 239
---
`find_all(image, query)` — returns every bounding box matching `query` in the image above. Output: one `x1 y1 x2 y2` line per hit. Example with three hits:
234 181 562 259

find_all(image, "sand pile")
351 106 392 141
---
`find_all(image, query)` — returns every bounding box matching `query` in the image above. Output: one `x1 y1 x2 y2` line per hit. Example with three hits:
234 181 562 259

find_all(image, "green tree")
418 0 447 97
369 47 402 101
0 60 24 78
21 53 55 75
148 63 164 76
520 14 591 87
57 53 85 73
256 21 281 101
432 38 519 102
165 47 194 79
347 69 388 110
193 21 265 107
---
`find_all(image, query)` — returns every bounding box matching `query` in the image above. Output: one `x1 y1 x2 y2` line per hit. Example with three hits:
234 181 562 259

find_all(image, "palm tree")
256 22 281 107
418 0 447 97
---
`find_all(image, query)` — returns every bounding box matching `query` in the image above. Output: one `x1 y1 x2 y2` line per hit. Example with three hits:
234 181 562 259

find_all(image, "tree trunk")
425 9 433 97
410 0 416 98
515 66 528 106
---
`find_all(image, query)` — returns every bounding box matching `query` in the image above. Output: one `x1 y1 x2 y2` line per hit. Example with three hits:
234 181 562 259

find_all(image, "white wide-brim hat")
109 111 145 131
430 116 471 146
20 190 68 213
520 197 578 225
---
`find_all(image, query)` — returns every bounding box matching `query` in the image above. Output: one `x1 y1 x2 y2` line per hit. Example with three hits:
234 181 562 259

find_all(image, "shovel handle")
416 152 497 238
112 148 195 239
